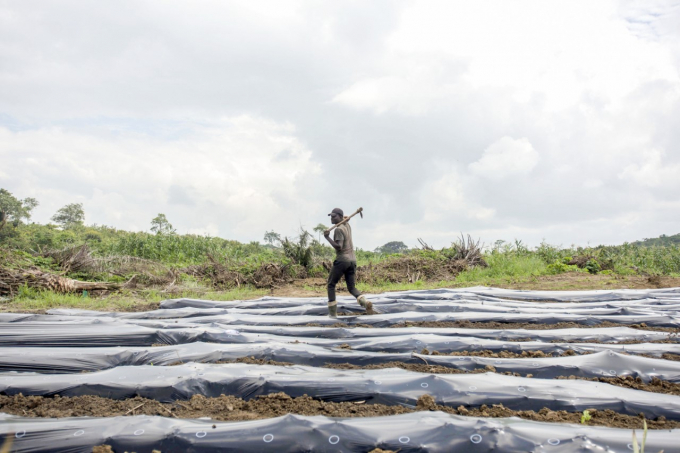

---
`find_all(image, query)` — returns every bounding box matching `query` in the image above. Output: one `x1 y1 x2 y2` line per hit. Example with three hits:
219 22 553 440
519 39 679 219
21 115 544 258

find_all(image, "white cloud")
0 116 322 239
1 1 680 249
469 137 539 179
619 149 680 188
419 166 496 225
331 1 679 116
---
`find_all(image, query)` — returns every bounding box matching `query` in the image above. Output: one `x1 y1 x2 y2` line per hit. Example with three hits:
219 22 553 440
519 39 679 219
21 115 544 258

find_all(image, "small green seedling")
632 420 664 453
632 419 647 453
580 410 591 424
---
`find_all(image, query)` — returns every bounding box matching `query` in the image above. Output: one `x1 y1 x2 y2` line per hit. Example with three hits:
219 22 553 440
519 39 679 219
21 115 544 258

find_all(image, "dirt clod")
1 393 674 430
92 446 114 453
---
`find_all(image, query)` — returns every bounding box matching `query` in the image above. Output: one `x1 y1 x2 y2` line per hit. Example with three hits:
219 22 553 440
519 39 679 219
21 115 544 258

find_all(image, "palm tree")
313 223 328 242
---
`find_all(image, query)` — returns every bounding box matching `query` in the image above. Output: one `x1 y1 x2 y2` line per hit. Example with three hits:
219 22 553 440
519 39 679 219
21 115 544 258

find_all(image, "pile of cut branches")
357 256 467 284
182 255 304 289
0 267 120 296
449 233 488 268
44 245 176 286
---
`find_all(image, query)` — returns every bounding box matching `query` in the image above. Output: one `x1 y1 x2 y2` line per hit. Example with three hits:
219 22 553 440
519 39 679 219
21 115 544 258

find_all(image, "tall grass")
98 231 279 265
3 283 269 311
3 223 680 278
456 253 548 284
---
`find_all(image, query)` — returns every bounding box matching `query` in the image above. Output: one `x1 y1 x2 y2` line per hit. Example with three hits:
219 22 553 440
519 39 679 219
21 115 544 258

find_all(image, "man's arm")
324 229 343 252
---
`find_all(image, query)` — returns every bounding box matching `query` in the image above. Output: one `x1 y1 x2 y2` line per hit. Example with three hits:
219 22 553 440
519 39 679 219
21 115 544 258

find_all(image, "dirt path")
1 393 675 430
275 273 680 298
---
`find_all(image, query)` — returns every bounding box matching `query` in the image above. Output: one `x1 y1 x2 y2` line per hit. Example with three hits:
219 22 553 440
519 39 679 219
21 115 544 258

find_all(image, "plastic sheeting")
0 342 678 382
170 324 674 342
3 315 676 342
10 309 680 327
2 411 678 453
2 362 680 420
1 322 678 360
2 287 680 452
29 287 680 328
48 301 680 316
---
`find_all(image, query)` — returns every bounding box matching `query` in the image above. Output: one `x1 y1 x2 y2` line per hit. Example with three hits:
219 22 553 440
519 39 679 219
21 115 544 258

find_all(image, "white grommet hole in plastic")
15 430 26 438
547 438 560 445
196 431 207 438
399 436 410 444
517 386 526 392
329 435 340 444
134 429 144 436
470 434 482 444
263 433 274 443
74 430 85 437
420 383 429 388
627 444 635 450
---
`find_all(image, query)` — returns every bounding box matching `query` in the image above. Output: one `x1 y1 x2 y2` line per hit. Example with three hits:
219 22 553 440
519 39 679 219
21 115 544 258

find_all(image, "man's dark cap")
328 208 343 216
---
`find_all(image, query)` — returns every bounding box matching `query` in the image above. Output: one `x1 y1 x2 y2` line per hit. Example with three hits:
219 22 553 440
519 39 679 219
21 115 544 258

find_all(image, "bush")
545 261 580 275
585 259 601 274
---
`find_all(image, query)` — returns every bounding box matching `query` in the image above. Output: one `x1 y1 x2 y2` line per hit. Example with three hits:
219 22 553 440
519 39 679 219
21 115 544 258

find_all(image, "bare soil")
1 393 675 430
92 446 114 453
275 273 680 298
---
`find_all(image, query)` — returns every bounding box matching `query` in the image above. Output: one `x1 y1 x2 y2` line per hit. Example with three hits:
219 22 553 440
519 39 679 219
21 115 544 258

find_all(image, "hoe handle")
326 207 363 234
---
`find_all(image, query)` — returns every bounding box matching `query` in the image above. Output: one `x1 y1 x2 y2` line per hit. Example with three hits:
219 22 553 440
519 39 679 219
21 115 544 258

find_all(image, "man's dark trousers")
327 260 361 301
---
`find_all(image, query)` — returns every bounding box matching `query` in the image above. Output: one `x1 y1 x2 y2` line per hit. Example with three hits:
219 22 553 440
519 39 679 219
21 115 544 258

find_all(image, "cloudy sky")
1 0 679 250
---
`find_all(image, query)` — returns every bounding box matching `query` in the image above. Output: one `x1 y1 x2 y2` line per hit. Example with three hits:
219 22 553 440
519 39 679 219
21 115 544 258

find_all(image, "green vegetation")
2 188 680 311
635 233 680 247
2 217 680 281
580 410 592 425
631 419 648 453
51 203 85 229
375 241 409 254
0 188 38 225
5 283 268 311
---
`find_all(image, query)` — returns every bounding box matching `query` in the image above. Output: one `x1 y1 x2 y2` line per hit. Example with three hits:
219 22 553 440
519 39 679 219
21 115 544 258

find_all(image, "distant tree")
375 241 409 254
150 213 176 234
51 202 85 229
634 232 680 247
0 188 39 224
313 223 328 242
263 230 281 246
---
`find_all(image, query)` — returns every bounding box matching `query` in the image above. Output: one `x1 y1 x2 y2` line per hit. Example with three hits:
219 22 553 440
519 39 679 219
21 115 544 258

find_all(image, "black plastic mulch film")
0 287 679 452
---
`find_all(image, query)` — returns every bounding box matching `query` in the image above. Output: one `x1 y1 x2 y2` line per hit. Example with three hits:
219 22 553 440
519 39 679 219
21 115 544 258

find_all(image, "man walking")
324 208 373 318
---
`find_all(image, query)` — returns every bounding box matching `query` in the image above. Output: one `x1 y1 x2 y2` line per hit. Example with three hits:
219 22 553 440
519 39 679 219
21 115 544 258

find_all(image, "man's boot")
357 295 376 314
328 301 338 318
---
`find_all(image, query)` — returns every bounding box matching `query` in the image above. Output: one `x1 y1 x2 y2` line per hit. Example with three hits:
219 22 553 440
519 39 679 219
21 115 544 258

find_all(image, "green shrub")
546 261 580 275
585 259 601 274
